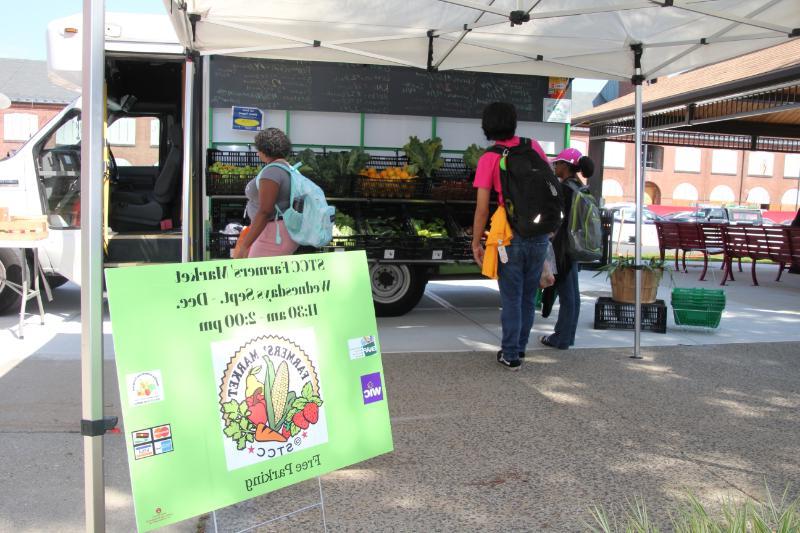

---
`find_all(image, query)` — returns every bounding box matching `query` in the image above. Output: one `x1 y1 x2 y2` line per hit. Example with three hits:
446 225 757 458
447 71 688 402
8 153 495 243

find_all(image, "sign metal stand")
212 476 327 533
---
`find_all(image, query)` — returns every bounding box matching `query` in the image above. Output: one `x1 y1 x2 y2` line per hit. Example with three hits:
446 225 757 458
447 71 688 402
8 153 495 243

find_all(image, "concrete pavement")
1 343 798 531
1 261 799 531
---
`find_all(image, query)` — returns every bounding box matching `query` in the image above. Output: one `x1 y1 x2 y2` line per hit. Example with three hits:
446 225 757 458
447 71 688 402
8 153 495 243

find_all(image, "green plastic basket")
671 288 725 328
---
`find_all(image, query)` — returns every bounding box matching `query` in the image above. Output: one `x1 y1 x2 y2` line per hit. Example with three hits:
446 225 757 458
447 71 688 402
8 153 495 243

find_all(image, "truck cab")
0 13 187 312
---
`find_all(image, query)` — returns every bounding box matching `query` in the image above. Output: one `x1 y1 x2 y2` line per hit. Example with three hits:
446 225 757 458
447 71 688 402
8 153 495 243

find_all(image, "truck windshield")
35 110 82 229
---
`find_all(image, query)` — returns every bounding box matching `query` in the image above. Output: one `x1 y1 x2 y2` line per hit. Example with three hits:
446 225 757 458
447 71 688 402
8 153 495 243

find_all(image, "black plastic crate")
593 297 667 334
316 175 354 198
322 235 367 252
209 232 239 259
431 179 474 201
353 176 432 199
432 157 471 180
207 149 262 195
362 236 448 261
211 199 248 229
365 154 407 170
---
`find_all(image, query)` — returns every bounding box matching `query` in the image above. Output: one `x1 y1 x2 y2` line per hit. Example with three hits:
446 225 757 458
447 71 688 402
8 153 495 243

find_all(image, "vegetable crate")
206 149 262 195
316 175 354 198
432 157 471 180
431 179 474 201
593 297 667 334
671 288 725 328
353 176 432 199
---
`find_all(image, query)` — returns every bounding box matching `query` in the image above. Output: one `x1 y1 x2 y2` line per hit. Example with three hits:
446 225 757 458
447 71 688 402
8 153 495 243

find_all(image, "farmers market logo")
125 370 164 407
217 334 327 471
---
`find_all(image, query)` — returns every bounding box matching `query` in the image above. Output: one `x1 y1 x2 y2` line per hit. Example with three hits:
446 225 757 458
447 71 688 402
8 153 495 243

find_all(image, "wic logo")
360 372 383 404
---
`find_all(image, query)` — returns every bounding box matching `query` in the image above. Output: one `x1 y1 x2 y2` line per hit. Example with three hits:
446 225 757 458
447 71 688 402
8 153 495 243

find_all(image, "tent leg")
80 1 107 531
632 46 644 360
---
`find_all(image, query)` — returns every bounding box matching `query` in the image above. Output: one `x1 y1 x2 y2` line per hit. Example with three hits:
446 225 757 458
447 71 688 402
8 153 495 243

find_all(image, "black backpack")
487 138 564 237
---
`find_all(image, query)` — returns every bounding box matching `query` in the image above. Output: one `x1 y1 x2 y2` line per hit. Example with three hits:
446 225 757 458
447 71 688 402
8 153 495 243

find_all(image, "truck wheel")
0 249 29 315
370 264 427 317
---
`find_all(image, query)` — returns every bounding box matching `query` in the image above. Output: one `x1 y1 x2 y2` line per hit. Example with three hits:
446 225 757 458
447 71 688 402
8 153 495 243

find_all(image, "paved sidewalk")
1 342 798 531
1 261 798 531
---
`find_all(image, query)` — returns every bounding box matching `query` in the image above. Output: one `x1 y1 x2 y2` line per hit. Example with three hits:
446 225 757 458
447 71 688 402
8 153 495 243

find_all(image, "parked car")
605 203 663 224
663 207 762 225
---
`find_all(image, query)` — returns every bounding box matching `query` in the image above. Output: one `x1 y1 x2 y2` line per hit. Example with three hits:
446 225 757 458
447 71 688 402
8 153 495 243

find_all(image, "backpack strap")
258 161 300 246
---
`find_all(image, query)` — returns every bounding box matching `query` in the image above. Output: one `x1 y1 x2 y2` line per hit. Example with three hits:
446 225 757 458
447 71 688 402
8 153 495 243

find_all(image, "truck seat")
110 118 181 229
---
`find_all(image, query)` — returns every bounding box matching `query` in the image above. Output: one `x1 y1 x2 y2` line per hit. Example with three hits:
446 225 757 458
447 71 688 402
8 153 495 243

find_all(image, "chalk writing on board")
210 57 548 120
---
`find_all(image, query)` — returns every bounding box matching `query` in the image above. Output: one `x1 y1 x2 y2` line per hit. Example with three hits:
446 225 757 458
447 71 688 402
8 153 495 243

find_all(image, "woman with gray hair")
233 127 299 258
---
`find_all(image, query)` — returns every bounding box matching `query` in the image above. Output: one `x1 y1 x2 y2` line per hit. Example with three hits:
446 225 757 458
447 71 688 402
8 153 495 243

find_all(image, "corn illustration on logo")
214 333 327 471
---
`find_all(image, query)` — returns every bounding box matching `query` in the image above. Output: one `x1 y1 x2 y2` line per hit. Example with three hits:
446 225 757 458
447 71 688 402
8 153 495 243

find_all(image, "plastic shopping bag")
540 241 557 288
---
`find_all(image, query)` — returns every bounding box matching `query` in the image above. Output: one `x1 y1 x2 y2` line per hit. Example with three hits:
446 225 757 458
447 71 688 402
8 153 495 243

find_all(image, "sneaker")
519 351 526 359
496 350 522 371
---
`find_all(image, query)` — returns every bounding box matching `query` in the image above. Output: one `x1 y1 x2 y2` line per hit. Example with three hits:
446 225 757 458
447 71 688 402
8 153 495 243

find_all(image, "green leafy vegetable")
403 136 444 178
463 144 485 170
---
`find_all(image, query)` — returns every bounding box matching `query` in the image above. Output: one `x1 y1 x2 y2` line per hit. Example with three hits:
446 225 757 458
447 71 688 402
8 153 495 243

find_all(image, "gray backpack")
564 180 602 261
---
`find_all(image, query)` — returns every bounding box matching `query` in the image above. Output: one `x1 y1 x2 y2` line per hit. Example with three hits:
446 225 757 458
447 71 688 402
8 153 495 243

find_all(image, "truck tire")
0 249 29 315
370 263 427 317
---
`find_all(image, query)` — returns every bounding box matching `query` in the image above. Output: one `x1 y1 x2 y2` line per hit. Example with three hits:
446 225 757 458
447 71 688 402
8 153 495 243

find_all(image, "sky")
0 1 606 93
0 0 166 60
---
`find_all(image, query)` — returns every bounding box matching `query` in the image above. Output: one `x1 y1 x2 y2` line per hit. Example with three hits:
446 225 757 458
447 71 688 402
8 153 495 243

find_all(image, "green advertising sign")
105 251 393 531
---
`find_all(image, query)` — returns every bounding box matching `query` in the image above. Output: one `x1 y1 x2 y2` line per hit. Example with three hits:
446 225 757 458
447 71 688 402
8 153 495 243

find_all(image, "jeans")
497 234 550 361
549 261 580 349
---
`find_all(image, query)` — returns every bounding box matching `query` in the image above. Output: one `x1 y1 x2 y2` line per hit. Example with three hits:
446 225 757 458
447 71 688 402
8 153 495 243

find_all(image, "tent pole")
632 45 644 360
80 0 106 531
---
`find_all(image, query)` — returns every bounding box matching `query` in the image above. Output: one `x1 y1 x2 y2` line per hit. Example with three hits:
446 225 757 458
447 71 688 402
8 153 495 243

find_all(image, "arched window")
746 187 770 207
781 188 800 210
602 179 623 200
709 185 735 203
672 183 699 206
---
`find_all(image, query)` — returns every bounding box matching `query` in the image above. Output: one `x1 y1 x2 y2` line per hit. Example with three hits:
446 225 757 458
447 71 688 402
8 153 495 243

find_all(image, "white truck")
0 9 572 315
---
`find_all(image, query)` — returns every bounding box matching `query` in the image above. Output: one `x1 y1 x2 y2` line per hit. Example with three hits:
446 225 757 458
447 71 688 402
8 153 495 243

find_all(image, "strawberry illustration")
281 426 291 439
302 402 319 424
292 411 310 430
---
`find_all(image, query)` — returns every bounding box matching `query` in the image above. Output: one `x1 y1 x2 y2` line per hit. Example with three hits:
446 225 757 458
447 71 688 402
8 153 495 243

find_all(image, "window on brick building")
781 188 800 211
784 154 800 180
150 118 161 147
604 142 626 168
570 140 587 154
747 151 774 176
711 149 738 175
643 145 663 170
746 187 770 209
3 113 39 141
107 117 136 146
674 147 701 172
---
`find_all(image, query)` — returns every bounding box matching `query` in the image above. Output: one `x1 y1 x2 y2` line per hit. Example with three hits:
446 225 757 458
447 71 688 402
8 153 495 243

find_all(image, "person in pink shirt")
471 102 553 370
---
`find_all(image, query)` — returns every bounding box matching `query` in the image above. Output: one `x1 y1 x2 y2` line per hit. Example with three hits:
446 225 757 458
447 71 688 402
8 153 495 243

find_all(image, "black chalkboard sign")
210 56 549 121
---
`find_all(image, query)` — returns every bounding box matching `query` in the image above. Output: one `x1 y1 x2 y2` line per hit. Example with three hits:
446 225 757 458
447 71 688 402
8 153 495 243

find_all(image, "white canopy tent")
81 1 800 529
165 0 798 79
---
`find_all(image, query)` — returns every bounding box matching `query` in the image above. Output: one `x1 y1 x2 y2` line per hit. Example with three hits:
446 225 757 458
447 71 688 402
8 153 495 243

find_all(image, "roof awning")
165 0 800 82
572 39 800 151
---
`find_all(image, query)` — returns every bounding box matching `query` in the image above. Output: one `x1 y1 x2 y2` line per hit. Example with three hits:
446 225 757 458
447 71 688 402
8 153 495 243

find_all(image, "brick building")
572 40 800 218
571 128 800 214
0 58 158 165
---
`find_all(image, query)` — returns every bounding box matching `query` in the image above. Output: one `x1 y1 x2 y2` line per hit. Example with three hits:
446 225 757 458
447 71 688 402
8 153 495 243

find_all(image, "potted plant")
596 256 668 304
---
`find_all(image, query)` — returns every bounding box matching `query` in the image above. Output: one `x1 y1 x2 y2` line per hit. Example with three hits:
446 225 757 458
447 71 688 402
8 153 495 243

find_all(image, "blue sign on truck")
231 106 263 131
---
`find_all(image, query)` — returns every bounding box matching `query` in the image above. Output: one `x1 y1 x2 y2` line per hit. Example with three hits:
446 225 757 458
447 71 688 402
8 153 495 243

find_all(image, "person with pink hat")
540 148 595 350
